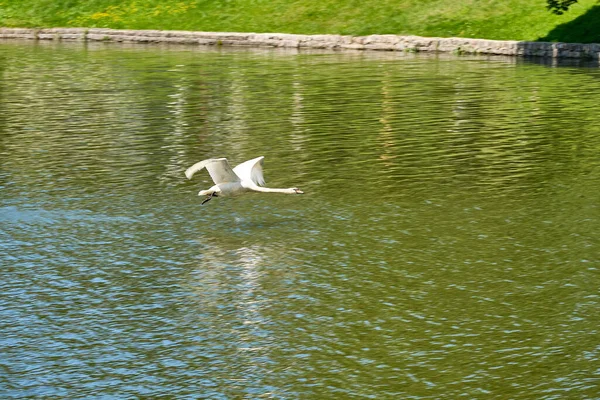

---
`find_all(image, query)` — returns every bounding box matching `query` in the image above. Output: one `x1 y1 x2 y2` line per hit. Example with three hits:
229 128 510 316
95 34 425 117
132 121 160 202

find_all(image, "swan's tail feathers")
185 160 209 179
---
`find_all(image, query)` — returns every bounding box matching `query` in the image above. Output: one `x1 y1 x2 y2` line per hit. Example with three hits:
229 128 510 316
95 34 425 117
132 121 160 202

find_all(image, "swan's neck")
253 186 296 194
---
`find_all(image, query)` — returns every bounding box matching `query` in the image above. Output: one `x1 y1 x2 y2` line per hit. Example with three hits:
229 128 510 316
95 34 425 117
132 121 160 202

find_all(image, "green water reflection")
1 40 599 398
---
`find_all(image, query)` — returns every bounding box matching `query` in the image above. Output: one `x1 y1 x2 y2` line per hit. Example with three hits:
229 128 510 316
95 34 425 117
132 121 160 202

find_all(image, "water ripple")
1 41 599 398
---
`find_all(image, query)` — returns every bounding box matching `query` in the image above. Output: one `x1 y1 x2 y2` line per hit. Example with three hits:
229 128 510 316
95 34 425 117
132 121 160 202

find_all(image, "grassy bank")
1 0 599 43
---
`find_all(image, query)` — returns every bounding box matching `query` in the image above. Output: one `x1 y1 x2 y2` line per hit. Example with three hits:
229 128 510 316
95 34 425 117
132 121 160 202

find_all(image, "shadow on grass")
538 4 600 43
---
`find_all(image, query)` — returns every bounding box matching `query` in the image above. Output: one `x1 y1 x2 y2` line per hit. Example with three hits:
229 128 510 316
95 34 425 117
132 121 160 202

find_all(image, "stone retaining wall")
2 27 599 59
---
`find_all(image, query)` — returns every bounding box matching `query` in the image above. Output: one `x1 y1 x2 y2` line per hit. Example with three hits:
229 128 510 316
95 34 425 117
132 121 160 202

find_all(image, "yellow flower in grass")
89 5 123 23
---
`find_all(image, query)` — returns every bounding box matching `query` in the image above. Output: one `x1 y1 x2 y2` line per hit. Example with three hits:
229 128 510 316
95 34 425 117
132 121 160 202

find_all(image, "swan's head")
291 188 304 194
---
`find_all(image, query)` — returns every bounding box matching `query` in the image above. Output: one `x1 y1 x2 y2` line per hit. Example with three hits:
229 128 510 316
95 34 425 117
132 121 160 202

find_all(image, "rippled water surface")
1 40 599 399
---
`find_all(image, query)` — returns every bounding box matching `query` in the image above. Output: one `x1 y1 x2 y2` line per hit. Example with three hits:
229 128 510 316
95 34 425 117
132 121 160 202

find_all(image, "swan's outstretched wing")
185 158 240 184
233 156 265 186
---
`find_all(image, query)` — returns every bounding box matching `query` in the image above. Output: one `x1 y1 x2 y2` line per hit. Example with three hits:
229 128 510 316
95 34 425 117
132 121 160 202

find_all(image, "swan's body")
185 156 303 204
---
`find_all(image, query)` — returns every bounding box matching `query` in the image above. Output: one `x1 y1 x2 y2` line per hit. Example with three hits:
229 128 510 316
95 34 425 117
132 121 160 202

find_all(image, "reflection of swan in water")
185 156 304 205
188 242 274 360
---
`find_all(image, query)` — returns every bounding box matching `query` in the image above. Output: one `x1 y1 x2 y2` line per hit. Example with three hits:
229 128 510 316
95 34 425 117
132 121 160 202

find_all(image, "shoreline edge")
2 27 599 60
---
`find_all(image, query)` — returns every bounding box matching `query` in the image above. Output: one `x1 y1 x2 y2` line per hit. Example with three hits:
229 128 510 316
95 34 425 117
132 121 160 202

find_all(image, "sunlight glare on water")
1 40 599 398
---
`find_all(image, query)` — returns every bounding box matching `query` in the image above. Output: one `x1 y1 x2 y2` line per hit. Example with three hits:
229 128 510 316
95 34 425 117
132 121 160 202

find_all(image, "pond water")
1 40 599 399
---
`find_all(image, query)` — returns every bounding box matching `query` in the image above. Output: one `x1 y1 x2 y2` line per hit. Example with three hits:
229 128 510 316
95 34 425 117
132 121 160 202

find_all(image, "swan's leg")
201 193 213 205
201 192 219 205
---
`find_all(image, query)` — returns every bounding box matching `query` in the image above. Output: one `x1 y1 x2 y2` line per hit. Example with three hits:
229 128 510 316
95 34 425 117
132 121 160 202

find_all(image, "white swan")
185 156 304 204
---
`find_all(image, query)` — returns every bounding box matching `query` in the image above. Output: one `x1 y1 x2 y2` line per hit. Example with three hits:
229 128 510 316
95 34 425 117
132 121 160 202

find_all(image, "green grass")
1 0 599 42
